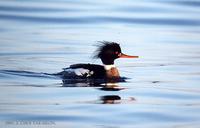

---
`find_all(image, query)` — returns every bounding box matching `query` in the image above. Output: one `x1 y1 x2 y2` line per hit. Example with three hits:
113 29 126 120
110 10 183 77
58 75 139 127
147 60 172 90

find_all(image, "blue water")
0 0 200 128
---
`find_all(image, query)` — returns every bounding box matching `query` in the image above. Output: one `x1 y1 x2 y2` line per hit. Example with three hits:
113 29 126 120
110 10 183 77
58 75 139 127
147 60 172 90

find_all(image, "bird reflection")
99 95 136 104
100 95 121 104
98 82 126 91
62 78 136 104
98 83 135 104
62 77 127 87
62 79 102 87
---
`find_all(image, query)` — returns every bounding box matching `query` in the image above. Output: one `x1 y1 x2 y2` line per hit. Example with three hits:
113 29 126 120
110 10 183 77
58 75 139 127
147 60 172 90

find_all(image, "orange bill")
119 53 139 58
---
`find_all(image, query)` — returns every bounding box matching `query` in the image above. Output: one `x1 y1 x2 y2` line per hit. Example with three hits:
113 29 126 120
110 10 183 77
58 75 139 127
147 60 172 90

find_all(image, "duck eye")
115 51 119 54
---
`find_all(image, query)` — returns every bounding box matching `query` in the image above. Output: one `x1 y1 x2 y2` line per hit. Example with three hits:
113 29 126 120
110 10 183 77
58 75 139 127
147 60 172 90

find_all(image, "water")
0 0 200 127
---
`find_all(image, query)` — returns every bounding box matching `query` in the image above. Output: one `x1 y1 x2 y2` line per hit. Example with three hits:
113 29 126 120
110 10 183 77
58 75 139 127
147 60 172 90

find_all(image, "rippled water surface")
0 0 200 128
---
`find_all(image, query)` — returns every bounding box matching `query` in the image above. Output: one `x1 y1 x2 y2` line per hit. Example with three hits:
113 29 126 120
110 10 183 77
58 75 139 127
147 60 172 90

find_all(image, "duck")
61 41 138 80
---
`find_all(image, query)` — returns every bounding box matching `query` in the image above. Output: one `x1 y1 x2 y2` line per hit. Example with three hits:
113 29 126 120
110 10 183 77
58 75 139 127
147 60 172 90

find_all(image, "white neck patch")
104 64 116 70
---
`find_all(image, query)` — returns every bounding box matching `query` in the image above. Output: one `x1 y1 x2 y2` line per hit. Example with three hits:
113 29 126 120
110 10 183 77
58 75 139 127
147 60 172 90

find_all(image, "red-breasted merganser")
62 41 138 80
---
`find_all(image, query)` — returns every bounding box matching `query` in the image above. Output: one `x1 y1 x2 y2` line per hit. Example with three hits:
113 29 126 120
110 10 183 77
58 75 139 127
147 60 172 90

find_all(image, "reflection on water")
0 0 200 127
100 95 121 104
98 83 135 104
99 95 136 104
98 83 126 91
62 78 127 87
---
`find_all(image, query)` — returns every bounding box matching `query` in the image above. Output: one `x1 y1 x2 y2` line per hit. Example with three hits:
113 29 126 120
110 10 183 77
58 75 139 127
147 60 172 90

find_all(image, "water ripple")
168 1 200 7
0 14 199 26
0 5 68 13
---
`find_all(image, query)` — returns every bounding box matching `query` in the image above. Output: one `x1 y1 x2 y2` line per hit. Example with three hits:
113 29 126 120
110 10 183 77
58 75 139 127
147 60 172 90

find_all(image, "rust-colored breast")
106 67 120 78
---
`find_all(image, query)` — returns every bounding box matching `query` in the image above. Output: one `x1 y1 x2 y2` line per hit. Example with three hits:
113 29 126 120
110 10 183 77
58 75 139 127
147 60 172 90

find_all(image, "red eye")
115 51 119 54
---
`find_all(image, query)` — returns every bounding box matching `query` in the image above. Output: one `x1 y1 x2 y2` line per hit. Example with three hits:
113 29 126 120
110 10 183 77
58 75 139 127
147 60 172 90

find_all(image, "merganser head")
94 41 138 65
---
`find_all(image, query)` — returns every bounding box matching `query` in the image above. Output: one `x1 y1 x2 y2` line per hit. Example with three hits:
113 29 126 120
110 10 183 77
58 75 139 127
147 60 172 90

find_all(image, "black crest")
93 41 121 65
